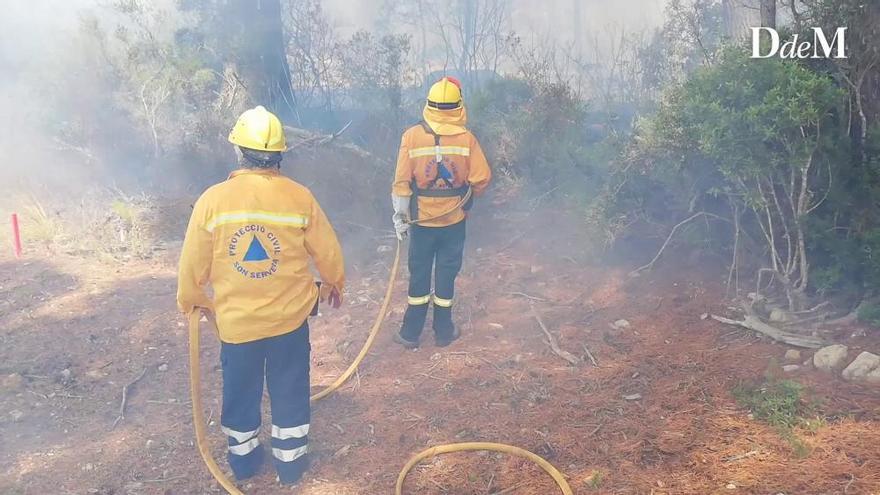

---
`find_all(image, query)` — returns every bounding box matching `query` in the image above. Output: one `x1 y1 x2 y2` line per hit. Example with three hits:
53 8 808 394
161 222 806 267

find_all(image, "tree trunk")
458 0 476 82
228 0 298 121
722 0 760 40
760 0 777 29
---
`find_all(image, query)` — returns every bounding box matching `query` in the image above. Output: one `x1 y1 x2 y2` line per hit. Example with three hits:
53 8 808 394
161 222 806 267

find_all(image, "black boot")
397 304 428 348
433 306 460 347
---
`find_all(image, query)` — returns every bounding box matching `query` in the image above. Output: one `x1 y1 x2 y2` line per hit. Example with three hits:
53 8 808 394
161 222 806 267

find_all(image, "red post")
11 213 22 259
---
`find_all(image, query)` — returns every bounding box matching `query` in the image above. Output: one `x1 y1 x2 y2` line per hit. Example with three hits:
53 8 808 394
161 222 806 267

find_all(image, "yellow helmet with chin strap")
426 77 463 110
228 105 287 152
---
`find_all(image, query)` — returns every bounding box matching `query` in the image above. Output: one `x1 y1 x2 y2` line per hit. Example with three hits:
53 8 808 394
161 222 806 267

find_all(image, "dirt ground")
2 208 880 495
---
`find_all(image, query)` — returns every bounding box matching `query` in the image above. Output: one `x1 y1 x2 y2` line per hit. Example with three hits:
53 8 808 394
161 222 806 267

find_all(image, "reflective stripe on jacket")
392 125 491 227
177 168 345 344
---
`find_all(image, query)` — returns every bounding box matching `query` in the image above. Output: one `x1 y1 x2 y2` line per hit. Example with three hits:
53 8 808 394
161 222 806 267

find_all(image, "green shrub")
734 378 806 430
734 377 822 457
857 302 880 327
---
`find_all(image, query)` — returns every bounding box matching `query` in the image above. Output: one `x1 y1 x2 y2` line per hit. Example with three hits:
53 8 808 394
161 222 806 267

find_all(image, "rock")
866 368 880 384
782 365 800 373
85 369 105 381
769 308 792 323
726 483 737 489
813 344 849 372
157 363 169 372
612 319 631 330
623 393 642 401
841 351 880 381
1 373 24 391
784 349 802 363
59 368 72 382
700 313 709 320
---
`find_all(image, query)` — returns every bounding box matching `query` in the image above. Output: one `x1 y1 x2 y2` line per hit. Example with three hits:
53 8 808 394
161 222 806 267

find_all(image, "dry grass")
0 188 164 260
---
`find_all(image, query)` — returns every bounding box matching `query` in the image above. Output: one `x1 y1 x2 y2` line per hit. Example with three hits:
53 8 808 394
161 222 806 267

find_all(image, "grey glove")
392 194 411 241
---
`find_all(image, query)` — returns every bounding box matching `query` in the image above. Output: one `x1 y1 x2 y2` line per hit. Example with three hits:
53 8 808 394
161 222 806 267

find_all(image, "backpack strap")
409 121 474 220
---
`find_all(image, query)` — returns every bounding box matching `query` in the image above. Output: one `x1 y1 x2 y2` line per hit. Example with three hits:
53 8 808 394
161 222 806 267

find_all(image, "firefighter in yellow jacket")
177 106 344 485
392 77 492 348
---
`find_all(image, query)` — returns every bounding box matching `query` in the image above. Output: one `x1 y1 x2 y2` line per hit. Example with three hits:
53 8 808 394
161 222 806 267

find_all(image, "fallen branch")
495 231 528 254
791 301 832 315
781 311 832 328
582 343 599 367
845 473 856 494
284 121 352 152
510 291 548 302
417 372 447 382
112 367 147 429
141 475 187 483
491 482 527 495
531 304 580 366
630 212 727 277
709 313 825 349
722 450 760 463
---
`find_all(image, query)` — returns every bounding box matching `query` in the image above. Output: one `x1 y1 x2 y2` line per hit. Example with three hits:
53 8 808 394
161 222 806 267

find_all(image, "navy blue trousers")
220 322 310 484
400 220 466 341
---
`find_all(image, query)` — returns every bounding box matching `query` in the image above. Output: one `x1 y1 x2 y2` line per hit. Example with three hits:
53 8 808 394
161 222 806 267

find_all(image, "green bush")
857 302 880 327
734 377 818 456
469 76 624 209
734 379 806 430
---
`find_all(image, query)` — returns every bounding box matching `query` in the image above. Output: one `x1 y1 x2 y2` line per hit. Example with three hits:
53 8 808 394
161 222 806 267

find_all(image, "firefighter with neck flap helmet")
177 105 345 486
391 77 492 348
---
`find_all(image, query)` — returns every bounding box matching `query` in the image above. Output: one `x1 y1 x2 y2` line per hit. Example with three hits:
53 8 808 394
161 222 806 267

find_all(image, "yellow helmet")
228 105 287 152
426 77 463 110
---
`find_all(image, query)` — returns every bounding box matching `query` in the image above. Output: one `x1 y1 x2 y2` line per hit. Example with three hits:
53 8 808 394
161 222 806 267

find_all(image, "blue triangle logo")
242 235 270 262
438 162 453 180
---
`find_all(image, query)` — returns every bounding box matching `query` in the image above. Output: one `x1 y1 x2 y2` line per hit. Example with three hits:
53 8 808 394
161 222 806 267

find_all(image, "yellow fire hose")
187 239 401 495
396 442 573 495
188 311 246 495
188 187 571 494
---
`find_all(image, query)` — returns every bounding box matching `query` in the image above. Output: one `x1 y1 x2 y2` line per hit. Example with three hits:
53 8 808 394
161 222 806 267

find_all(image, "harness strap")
410 121 473 220
419 121 446 181
414 185 469 197
419 121 455 189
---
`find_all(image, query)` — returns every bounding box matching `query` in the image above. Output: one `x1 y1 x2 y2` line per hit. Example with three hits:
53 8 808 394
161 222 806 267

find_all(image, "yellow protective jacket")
393 115 492 227
177 168 345 344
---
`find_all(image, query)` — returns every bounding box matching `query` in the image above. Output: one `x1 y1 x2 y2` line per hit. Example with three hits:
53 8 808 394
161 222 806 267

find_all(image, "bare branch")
629 212 729 276
531 303 580 366
710 311 825 348
111 367 148 429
